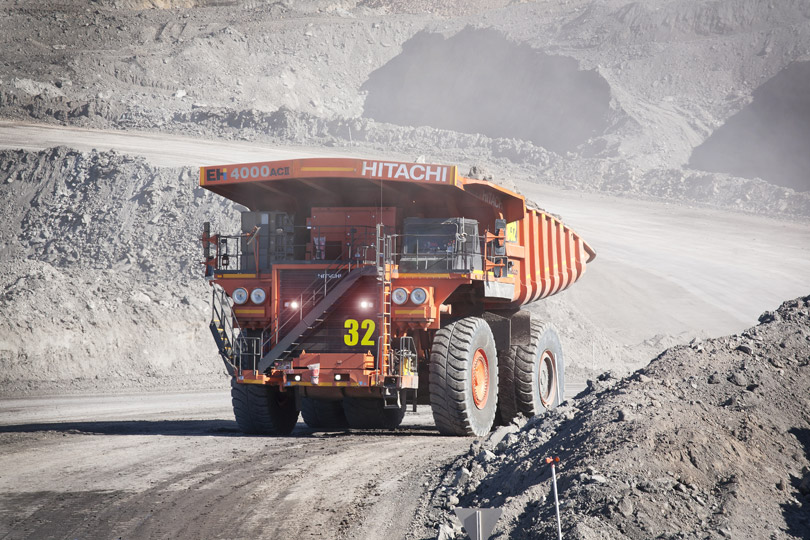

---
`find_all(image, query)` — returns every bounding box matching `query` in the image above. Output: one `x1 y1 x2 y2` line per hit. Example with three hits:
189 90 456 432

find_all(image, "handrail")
392 232 486 273
211 284 238 372
256 265 377 372
260 256 360 355
208 224 383 273
210 283 268 373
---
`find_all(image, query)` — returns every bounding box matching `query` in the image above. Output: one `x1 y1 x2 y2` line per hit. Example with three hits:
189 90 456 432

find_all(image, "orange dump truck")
200 157 595 436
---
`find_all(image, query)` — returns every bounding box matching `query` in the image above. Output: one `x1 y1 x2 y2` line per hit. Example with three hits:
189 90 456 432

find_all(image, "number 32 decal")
344 319 376 346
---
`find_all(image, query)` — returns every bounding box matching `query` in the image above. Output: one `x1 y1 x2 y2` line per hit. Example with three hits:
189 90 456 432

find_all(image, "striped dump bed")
510 209 595 306
200 157 595 308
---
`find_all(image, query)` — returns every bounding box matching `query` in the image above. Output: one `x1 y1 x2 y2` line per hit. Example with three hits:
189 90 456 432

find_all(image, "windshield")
402 223 457 255
399 218 481 273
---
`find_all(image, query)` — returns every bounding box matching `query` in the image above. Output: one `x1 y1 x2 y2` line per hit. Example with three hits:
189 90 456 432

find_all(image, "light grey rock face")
0 146 237 394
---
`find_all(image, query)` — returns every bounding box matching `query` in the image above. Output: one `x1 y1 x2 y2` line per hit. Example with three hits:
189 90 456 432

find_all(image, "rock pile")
424 295 810 539
0 146 235 277
0 147 242 394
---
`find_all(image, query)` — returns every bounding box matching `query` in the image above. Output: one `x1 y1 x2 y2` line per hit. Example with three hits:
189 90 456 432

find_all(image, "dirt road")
0 390 467 540
0 120 364 167
519 184 810 343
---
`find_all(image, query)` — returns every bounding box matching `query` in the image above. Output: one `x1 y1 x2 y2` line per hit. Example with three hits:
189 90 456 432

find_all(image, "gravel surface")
0 393 469 540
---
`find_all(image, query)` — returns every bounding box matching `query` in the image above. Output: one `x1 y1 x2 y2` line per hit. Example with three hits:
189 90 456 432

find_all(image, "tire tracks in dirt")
0 402 466 540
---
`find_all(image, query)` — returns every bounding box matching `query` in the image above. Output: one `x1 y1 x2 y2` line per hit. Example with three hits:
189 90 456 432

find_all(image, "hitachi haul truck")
200 158 595 436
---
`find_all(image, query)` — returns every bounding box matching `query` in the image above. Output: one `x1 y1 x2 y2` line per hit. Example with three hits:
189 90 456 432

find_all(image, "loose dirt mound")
0 147 232 275
0 147 240 394
419 295 810 539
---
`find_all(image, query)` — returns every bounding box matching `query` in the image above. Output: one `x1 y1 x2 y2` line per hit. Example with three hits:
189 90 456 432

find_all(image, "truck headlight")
410 287 428 305
250 288 266 304
392 288 408 305
232 288 248 305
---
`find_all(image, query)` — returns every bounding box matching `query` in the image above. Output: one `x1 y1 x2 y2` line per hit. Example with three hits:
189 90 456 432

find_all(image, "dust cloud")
361 28 614 155
690 60 810 192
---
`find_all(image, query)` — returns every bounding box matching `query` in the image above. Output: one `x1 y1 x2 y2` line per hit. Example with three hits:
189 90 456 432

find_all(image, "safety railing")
306 224 380 265
212 234 250 272
204 224 384 275
259 257 359 358
392 232 486 274
210 283 266 372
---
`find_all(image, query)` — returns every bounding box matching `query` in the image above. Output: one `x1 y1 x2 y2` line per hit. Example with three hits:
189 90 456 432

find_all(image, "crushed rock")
0 147 239 395
418 295 810 540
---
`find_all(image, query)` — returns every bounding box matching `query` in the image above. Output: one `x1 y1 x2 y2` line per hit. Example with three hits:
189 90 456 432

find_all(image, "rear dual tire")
497 320 564 424
343 397 406 430
301 398 349 430
302 397 406 430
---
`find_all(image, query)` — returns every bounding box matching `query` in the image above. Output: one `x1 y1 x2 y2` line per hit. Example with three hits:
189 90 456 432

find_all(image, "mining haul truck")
200 158 595 437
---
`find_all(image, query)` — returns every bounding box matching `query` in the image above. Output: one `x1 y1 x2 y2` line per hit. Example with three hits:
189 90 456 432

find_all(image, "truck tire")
512 321 564 417
495 346 519 425
343 397 405 430
429 317 498 437
231 379 299 435
301 398 349 430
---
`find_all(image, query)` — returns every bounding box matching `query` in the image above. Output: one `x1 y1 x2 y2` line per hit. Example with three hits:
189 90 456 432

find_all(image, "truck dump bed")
200 157 595 307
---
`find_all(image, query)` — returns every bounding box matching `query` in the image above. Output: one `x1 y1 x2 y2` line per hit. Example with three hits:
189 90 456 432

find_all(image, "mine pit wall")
0 147 238 394
2 1 810 208
690 60 810 193
361 28 616 156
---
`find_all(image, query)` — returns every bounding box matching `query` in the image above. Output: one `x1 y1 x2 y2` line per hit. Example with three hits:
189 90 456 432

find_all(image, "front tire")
231 379 299 435
429 317 498 436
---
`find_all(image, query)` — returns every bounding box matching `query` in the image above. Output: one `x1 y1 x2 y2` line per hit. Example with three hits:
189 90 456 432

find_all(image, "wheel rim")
471 348 490 409
538 350 557 407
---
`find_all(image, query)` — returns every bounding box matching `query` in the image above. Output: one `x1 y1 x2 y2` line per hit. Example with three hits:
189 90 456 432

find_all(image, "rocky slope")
0 147 240 394
1 0 809 209
419 295 810 539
